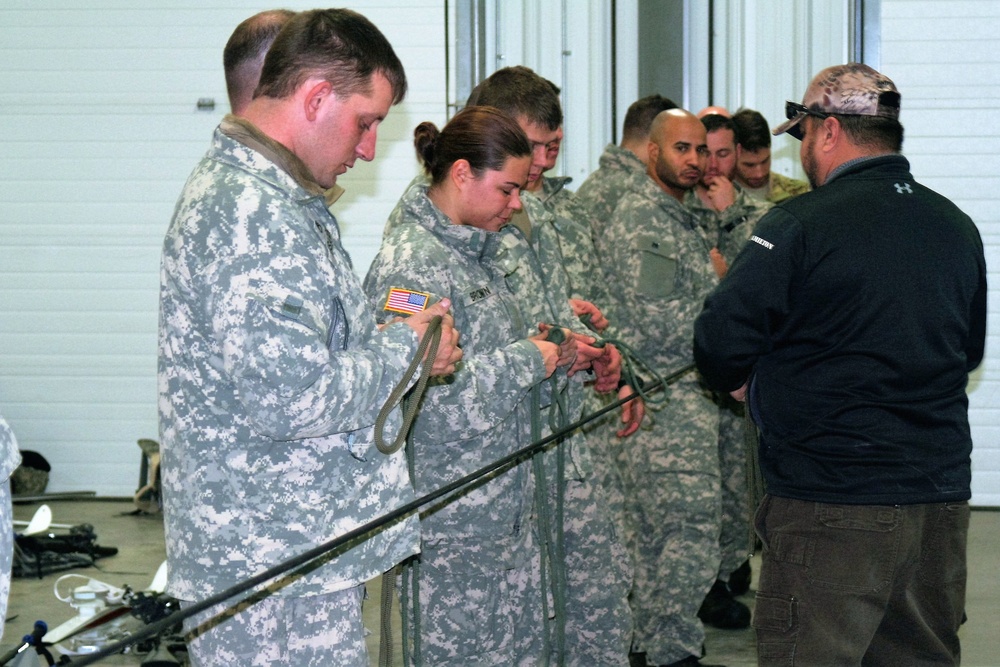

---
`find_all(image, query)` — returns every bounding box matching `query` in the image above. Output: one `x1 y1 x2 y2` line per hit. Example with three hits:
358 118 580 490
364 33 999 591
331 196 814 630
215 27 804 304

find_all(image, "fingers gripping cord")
548 317 672 406
374 315 443 455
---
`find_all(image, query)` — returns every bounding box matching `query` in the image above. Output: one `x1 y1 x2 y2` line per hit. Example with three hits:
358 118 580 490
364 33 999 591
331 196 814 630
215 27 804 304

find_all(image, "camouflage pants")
717 395 750 578
399 545 545 666
582 392 633 558
0 480 11 645
555 473 633 667
182 585 368 667
622 381 721 665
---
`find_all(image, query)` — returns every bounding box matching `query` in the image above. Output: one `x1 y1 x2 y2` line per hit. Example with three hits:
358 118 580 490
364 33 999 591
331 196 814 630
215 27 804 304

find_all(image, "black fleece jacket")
694 154 987 504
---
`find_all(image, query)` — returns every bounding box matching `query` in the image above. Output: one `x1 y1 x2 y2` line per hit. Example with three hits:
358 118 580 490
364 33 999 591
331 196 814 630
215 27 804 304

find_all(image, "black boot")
728 559 752 596
698 579 750 629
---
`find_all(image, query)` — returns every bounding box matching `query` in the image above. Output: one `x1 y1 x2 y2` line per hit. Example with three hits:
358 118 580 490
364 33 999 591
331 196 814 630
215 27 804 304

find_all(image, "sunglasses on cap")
783 101 832 140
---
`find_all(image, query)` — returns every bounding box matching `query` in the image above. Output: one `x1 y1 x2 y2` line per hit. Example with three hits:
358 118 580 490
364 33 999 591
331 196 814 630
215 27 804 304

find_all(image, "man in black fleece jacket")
693 63 986 667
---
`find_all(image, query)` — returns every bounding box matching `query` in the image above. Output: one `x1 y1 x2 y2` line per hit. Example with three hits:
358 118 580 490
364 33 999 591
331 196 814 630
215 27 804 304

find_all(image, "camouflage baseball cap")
773 63 901 140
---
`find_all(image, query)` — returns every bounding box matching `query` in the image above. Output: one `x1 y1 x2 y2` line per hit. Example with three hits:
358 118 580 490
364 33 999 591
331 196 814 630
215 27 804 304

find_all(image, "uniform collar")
220 115 345 206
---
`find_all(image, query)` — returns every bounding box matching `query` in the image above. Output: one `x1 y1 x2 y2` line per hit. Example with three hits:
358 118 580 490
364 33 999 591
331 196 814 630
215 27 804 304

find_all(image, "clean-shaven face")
305 73 394 188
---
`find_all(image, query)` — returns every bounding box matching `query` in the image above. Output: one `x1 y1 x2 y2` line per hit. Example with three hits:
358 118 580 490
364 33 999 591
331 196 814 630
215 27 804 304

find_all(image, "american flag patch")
384 287 430 315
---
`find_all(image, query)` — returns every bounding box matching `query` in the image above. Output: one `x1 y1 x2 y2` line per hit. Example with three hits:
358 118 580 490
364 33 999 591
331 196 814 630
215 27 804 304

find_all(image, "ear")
303 80 333 122
449 159 474 189
647 140 660 164
820 116 841 153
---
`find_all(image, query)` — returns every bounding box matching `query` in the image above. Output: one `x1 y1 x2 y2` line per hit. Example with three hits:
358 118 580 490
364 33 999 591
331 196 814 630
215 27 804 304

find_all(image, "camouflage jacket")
537 174 576 211
0 417 20 482
603 172 718 374
684 185 773 264
575 144 647 242
363 182 548 573
529 177 607 306
768 171 811 203
158 122 420 600
503 195 591 479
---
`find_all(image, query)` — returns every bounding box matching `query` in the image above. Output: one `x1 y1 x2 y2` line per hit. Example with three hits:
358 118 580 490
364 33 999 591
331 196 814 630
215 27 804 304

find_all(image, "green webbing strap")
399 393 423 666
399 562 411 666
530 384 553 660
378 566 399 667
549 376 568 666
375 315 443 455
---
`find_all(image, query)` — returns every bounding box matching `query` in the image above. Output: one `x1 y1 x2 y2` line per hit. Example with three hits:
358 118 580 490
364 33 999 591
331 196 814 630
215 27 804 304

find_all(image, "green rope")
530 384 554 660
378 567 398 667
399 392 423 666
375 316 443 455
548 375 569 666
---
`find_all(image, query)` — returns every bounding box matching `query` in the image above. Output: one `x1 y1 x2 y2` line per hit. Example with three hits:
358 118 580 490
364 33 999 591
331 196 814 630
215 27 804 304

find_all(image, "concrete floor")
2 501 997 666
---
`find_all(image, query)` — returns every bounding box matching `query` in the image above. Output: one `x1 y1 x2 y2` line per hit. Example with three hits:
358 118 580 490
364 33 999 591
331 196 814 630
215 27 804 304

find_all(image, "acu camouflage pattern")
602 171 723 664
0 416 19 643
365 181 549 664
158 126 422 610
685 186 771 578
508 193 633 667
182 585 369 667
683 184 772 263
365 181 546 566
533 175 610 307
574 144 648 244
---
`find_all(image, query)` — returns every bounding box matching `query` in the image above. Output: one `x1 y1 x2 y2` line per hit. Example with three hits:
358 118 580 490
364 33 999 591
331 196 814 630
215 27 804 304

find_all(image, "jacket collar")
220 115 345 207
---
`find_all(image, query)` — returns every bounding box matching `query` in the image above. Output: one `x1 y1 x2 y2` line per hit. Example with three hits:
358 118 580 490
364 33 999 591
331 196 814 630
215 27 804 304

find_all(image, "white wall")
879 0 1000 506
0 1 446 496
707 0 852 180
484 0 614 184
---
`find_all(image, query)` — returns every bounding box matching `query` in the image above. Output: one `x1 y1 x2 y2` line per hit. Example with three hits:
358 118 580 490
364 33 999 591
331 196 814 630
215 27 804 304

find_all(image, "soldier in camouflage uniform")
364 106 569 666
505 193 634 667
472 67 636 667
0 416 20 644
575 95 678 246
685 114 772 630
731 107 810 204
602 109 723 667
157 11 461 667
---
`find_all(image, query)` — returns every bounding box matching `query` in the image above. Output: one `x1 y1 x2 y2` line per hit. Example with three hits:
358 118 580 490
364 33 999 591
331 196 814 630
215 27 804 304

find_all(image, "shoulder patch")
384 287 430 315
750 235 775 250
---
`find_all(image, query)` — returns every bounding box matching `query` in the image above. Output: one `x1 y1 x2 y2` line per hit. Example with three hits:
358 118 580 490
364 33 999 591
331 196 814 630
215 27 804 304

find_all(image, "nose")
356 128 377 162
510 191 523 211
533 144 547 168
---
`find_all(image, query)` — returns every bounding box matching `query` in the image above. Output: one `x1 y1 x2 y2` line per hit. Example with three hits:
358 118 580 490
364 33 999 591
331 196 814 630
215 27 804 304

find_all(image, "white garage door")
880 0 1000 506
0 1 446 496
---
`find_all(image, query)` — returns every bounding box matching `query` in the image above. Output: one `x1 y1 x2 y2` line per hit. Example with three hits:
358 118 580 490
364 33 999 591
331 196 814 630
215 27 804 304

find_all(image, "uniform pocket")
637 236 678 298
